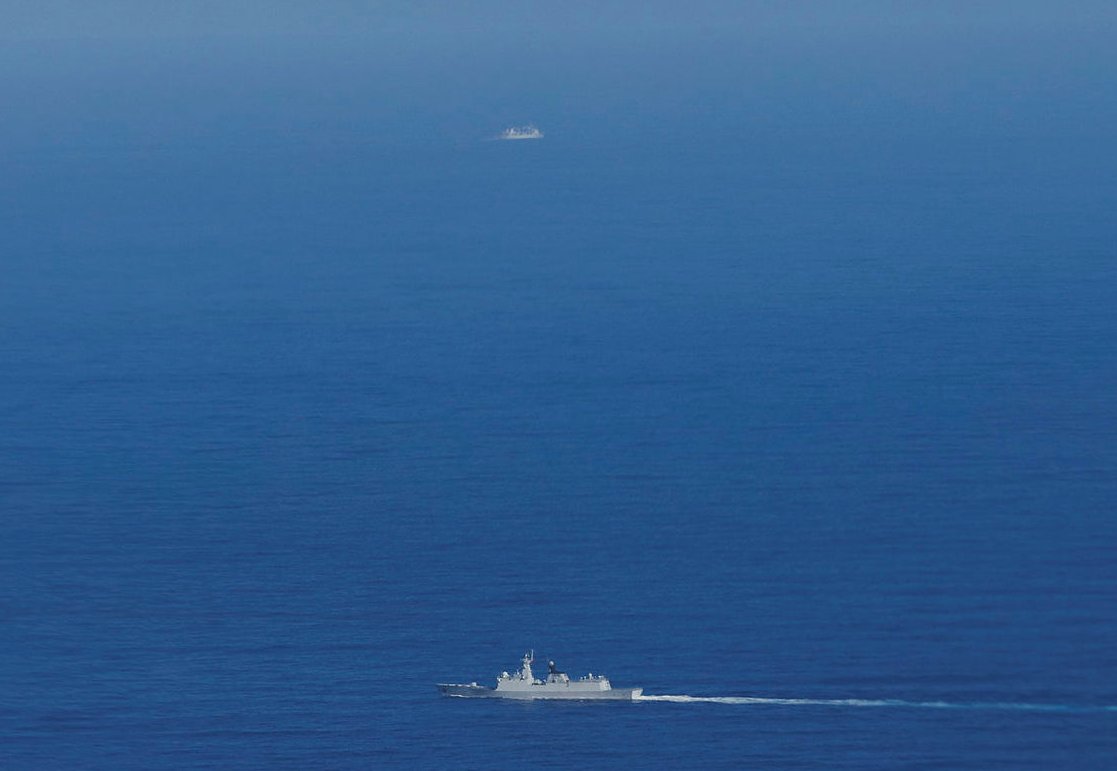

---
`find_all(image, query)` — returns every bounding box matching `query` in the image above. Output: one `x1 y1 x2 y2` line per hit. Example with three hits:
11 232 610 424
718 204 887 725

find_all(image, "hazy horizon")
4 3 1116 155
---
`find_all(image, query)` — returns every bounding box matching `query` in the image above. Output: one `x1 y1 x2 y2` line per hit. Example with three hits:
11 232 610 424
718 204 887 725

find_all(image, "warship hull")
438 683 642 700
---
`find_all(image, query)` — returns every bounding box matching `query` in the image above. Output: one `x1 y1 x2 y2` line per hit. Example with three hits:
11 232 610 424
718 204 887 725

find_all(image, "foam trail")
637 694 1116 714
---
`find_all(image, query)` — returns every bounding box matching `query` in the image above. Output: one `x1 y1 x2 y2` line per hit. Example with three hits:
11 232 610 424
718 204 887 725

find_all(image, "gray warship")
438 651 643 700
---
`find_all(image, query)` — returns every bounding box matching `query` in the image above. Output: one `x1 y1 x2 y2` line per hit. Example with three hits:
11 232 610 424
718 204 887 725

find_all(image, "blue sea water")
3 20 1117 768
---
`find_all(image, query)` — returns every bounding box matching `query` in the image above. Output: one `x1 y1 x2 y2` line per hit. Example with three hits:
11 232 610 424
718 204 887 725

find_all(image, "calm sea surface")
2 30 1117 768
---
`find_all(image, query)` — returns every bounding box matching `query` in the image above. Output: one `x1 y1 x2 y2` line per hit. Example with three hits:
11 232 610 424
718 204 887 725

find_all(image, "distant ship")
438 651 642 700
499 125 544 140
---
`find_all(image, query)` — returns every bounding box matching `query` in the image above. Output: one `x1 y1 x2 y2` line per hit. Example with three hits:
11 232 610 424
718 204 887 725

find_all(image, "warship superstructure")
438 651 642 700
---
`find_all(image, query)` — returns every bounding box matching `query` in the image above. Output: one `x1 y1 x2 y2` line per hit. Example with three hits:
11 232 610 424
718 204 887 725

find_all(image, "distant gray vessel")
499 125 543 140
438 651 642 700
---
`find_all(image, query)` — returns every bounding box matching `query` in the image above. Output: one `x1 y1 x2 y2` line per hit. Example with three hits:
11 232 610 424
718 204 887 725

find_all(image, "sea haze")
2 5 1117 768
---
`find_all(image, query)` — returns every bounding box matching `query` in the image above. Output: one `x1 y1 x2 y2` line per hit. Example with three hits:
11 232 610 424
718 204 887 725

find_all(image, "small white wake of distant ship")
498 125 543 140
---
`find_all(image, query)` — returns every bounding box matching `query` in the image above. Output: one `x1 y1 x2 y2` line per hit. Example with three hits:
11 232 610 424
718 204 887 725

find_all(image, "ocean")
2 16 1116 768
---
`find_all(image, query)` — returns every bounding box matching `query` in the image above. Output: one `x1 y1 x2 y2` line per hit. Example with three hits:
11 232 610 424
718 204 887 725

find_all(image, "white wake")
637 694 1116 713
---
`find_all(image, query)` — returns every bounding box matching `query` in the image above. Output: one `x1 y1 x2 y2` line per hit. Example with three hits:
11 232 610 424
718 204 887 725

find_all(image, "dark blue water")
3 22 1117 768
